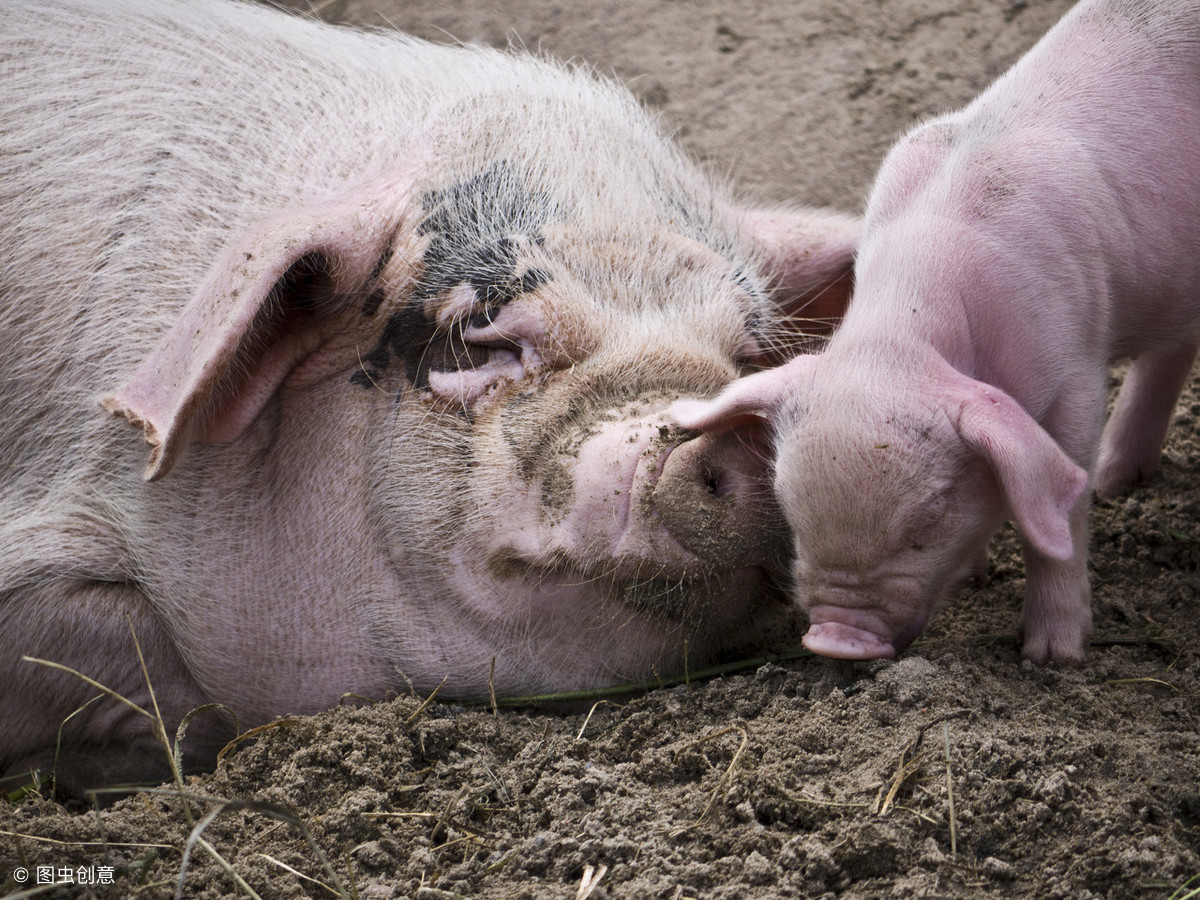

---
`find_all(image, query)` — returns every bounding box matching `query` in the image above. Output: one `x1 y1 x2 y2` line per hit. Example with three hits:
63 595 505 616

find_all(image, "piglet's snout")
652 430 784 568
799 579 930 661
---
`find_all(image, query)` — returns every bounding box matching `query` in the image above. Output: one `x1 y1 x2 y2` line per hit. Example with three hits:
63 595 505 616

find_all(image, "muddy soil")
4 1 1200 898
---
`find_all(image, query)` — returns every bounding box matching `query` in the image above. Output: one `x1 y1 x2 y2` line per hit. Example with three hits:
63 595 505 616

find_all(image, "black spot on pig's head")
415 160 553 311
350 303 437 392
351 161 555 393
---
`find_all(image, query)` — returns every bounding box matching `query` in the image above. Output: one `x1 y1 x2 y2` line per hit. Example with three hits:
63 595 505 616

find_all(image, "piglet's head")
675 353 1087 660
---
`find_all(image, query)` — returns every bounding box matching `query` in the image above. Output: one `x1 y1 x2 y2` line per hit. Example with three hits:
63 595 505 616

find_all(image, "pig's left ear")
102 173 420 482
953 380 1088 562
737 207 860 355
673 353 817 435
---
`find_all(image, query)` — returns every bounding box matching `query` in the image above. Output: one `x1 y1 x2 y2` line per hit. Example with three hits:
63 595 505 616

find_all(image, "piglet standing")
677 0 1200 664
0 0 858 794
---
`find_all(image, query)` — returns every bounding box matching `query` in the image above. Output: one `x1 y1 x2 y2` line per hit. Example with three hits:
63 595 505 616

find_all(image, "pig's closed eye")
426 321 533 405
448 332 520 371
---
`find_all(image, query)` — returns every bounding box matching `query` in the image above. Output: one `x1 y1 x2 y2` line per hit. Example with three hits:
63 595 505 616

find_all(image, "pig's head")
101 160 860 704
675 350 1086 661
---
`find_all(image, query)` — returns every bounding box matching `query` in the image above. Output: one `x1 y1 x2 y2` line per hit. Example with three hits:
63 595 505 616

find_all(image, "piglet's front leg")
1017 499 1093 665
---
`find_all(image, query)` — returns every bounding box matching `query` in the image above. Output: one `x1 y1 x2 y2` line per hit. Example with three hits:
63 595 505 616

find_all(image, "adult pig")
0 0 858 792
676 0 1200 664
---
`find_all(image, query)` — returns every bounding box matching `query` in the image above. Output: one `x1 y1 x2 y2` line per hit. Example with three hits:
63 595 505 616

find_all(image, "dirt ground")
5 0 1200 897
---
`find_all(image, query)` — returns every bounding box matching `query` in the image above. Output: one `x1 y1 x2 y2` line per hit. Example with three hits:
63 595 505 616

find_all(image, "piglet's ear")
101 173 420 482
953 378 1088 562
673 353 816 436
737 207 860 362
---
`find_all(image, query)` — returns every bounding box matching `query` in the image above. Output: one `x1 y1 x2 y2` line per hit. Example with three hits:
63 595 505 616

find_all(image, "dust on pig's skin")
644 423 787 572
526 390 687 519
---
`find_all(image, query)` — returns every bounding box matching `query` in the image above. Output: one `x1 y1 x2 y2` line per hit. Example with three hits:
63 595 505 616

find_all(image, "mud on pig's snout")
652 427 785 569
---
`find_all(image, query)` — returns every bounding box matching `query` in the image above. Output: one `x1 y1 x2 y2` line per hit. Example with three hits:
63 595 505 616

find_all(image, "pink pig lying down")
677 0 1200 665
0 0 858 795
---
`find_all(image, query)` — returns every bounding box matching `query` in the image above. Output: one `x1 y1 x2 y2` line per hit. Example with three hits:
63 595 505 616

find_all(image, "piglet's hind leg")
1096 342 1199 498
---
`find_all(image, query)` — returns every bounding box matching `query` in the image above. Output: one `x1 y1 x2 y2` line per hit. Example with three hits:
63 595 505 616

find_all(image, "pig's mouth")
566 424 787 618
608 420 687 554
535 400 787 563
617 565 778 619
485 550 780 622
650 433 790 588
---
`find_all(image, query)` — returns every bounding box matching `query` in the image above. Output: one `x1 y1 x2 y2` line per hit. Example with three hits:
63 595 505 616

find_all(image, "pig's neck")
840 214 1086 417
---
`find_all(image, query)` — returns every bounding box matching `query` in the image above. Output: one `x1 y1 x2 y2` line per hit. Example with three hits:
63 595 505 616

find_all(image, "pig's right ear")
101 175 420 482
737 207 860 359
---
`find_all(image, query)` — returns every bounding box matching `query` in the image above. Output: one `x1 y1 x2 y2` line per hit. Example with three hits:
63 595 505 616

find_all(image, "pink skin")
97 180 798 711
677 0 1200 664
555 410 774 578
3 170 854 792
2 0 867 793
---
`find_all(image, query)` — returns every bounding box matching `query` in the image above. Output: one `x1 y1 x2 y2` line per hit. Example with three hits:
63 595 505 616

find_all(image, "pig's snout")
798 581 929 661
652 430 783 568
802 621 897 660
545 406 787 605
